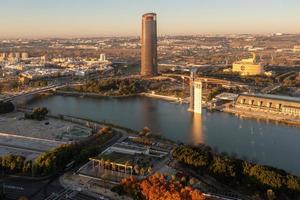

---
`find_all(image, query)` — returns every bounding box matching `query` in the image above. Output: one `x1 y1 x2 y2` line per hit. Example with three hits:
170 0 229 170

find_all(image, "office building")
189 71 202 114
141 13 158 76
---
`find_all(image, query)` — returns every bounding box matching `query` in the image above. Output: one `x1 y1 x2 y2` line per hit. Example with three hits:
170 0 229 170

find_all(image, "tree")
209 156 241 181
147 166 153 175
134 165 140 175
172 145 300 197
111 162 117 171
0 101 14 114
138 174 206 200
99 158 105 167
25 107 48 121
267 189 276 200
189 178 197 186
140 168 145 176
124 161 130 174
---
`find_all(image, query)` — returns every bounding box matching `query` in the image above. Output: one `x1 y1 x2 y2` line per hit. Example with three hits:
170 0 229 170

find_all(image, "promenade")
222 106 300 126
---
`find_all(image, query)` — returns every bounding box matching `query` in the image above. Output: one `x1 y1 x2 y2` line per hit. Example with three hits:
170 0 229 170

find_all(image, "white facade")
21 52 29 59
99 53 107 62
193 81 202 114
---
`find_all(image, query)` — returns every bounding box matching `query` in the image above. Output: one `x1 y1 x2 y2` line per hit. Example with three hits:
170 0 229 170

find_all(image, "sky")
0 0 299 38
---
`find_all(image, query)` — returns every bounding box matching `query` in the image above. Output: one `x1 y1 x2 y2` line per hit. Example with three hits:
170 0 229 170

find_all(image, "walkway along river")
26 95 300 176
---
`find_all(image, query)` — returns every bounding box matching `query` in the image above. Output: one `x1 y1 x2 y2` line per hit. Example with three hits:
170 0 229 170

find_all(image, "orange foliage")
138 173 206 200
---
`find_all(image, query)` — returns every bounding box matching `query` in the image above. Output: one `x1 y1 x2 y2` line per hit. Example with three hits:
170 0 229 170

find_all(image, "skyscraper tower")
189 70 202 114
141 13 158 76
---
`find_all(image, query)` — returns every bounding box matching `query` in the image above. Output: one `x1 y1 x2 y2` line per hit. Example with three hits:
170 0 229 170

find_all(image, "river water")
27 95 300 176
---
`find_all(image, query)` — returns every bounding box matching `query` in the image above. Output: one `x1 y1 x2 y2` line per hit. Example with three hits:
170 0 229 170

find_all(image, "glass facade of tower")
141 13 157 76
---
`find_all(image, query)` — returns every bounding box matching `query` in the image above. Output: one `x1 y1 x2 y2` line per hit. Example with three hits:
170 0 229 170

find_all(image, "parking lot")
0 112 91 141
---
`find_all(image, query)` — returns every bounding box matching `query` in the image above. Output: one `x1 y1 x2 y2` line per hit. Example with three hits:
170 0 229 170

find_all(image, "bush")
0 101 14 114
25 107 48 121
111 185 126 196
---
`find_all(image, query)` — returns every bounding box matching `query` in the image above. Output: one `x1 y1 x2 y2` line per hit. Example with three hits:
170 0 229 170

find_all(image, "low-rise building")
232 53 264 76
293 45 300 53
235 93 300 117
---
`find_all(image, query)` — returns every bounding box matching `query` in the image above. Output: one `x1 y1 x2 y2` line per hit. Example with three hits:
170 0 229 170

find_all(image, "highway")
1 81 83 102
161 73 248 88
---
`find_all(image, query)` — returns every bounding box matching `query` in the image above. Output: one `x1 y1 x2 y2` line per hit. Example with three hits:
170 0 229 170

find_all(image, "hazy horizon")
1 0 299 38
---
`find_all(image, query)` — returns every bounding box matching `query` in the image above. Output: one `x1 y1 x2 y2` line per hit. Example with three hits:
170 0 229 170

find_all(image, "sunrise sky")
0 0 299 38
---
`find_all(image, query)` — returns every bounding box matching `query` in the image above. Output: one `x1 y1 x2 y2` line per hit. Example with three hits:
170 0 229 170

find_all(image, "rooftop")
143 13 157 17
240 93 300 103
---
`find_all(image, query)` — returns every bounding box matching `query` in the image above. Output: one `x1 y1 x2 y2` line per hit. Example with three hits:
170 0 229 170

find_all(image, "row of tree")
0 101 14 114
1 127 115 177
0 155 31 174
72 78 146 95
173 145 300 197
33 127 115 176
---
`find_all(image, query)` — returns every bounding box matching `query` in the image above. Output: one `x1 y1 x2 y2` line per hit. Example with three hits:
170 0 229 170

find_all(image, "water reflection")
191 113 204 144
140 98 161 135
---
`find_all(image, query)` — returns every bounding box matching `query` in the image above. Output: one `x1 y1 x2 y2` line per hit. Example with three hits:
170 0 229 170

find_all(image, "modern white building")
99 53 107 62
193 81 202 114
189 72 202 114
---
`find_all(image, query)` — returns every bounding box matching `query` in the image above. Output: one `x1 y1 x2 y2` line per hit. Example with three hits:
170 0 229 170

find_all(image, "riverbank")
54 90 138 98
222 106 300 127
140 92 189 103
54 90 188 104
3 107 300 199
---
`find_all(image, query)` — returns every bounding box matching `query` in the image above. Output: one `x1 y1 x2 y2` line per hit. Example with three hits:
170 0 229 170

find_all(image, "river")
27 95 300 176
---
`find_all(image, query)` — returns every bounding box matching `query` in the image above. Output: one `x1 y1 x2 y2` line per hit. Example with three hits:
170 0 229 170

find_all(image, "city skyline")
1 0 300 38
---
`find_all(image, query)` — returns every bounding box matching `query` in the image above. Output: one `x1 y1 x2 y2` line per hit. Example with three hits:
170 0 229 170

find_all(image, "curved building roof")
143 13 157 17
238 93 300 103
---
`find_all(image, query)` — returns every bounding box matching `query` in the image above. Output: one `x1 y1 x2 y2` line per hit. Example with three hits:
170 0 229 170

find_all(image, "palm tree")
147 166 153 175
189 178 196 185
105 159 111 169
267 189 276 200
124 161 130 174
99 158 105 167
171 174 176 181
140 168 145 176
134 165 140 175
111 162 117 171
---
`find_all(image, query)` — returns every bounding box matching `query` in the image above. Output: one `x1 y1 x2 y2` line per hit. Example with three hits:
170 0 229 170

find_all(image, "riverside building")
235 93 300 118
